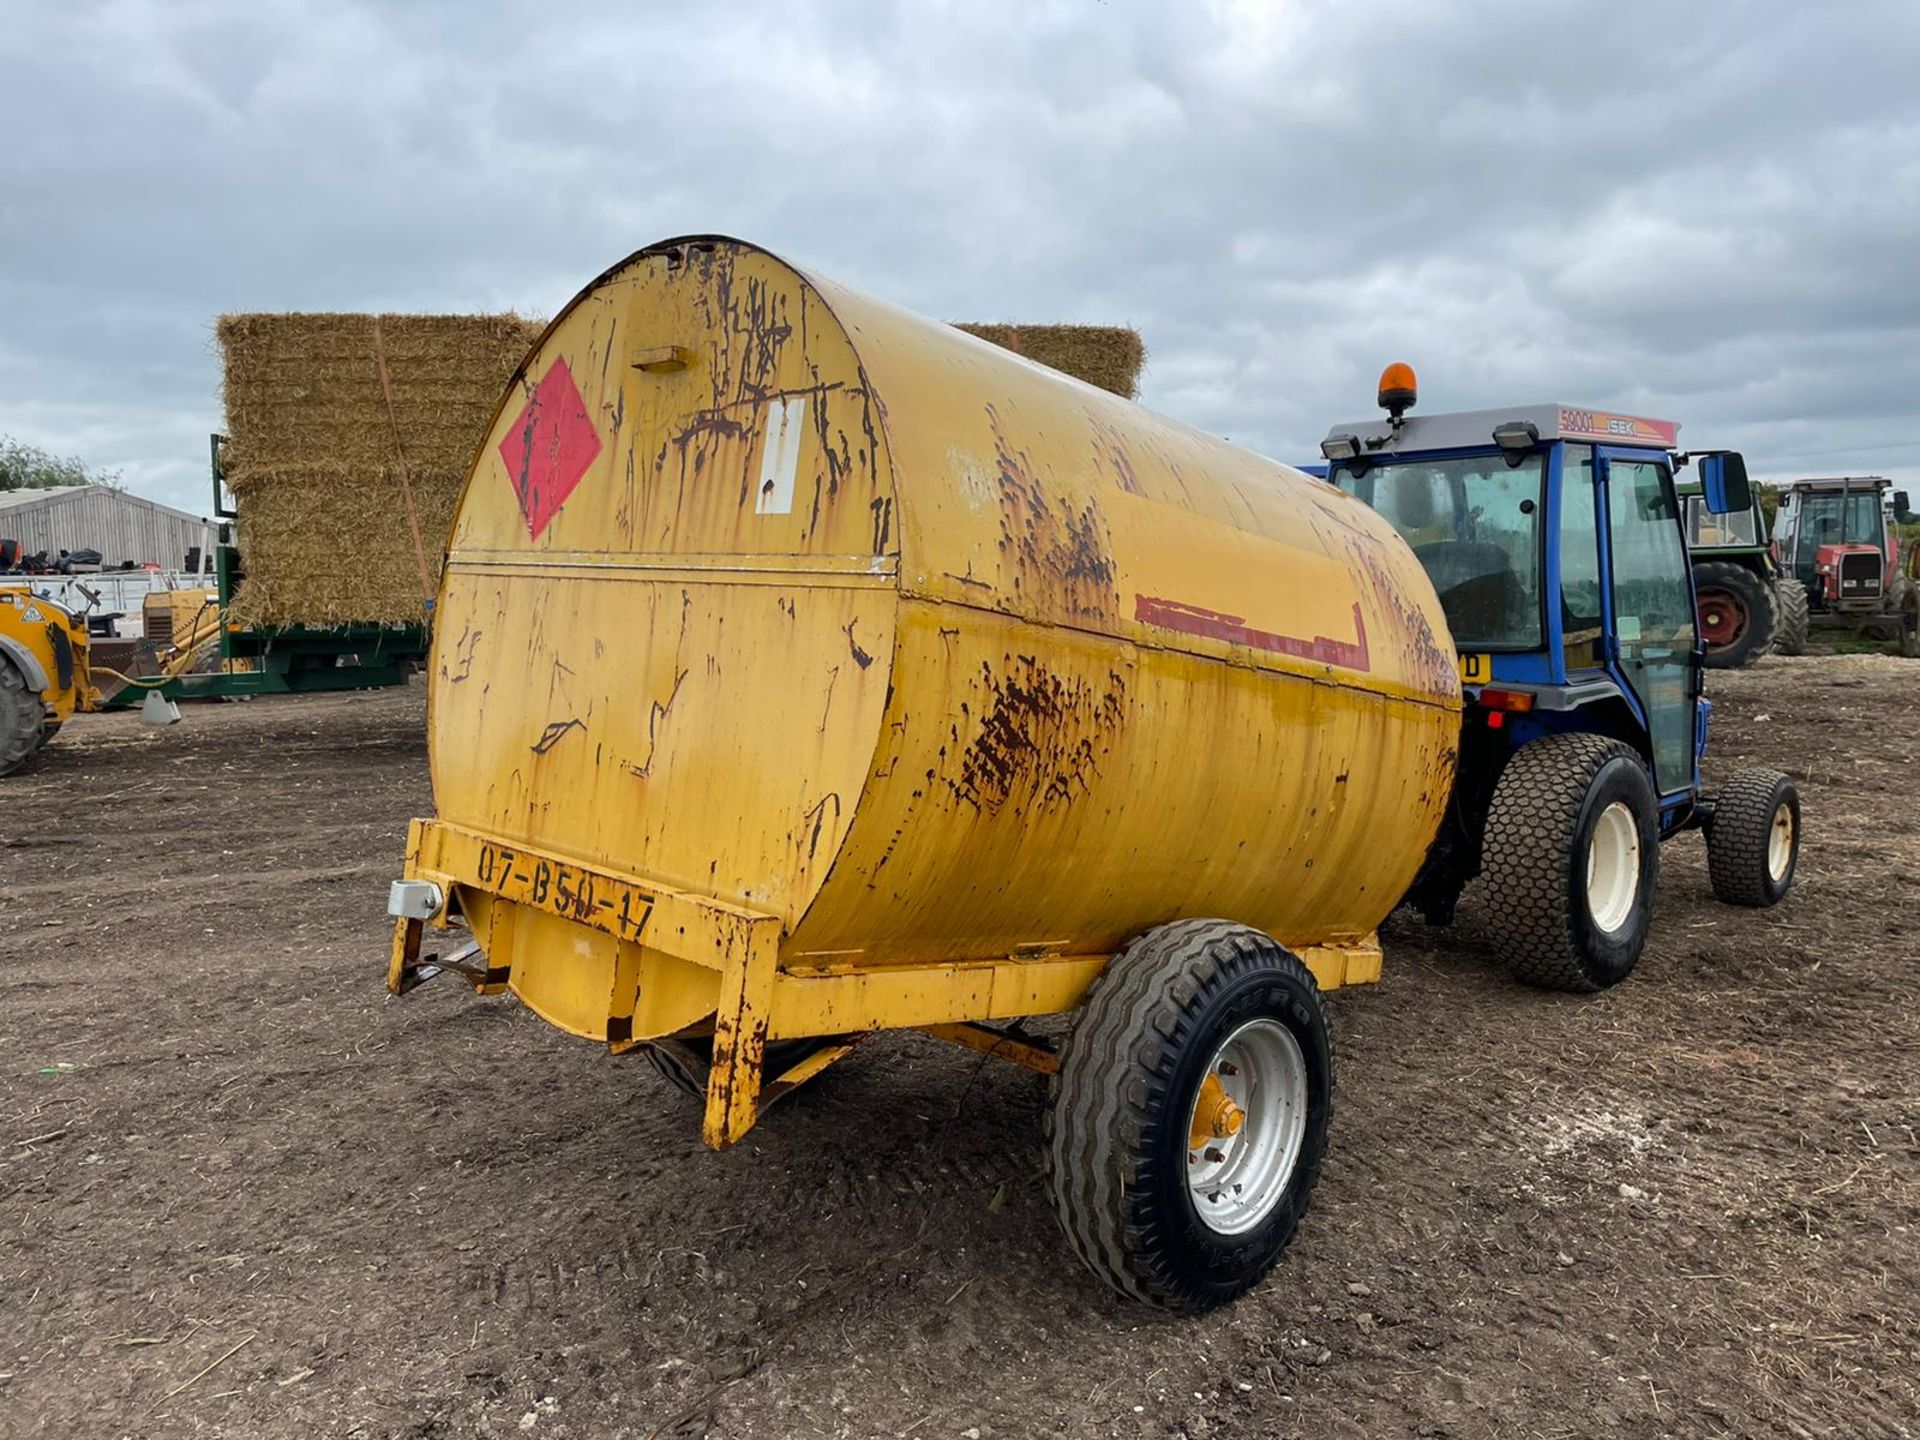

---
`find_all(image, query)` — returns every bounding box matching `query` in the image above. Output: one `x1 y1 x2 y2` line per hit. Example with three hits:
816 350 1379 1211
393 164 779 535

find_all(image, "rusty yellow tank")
394 235 1461 1145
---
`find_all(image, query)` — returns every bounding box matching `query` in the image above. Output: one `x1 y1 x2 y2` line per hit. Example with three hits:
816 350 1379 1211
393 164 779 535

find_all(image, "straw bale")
223 462 467 628
218 312 541 626
954 324 1147 399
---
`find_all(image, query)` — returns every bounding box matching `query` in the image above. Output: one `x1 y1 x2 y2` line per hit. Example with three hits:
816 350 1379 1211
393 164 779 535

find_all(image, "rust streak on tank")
950 656 1126 814
985 404 1118 621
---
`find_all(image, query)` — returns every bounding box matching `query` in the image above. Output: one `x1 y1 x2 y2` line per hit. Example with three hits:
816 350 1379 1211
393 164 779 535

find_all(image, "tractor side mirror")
1698 452 1752 515
1893 490 1915 523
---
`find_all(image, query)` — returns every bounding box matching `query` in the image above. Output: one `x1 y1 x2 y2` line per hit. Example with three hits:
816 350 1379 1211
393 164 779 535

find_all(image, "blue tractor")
1310 366 1801 990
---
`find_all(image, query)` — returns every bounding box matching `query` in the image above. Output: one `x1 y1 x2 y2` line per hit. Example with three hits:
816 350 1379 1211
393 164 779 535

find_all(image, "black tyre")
1707 768 1800 907
1693 561 1774 669
1891 574 1920 659
1480 734 1660 992
1770 577 1810 656
0 661 45 777
641 1035 843 1100
1046 919 1333 1312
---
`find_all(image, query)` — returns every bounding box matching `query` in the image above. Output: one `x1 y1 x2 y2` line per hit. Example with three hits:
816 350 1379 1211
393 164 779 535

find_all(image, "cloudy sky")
3 0 1917 517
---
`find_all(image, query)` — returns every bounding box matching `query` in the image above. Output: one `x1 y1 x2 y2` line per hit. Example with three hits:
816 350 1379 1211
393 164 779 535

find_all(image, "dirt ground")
3 653 1916 1440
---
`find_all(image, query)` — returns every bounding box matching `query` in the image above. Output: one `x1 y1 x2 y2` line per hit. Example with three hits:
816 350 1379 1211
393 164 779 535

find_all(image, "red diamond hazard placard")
497 358 601 539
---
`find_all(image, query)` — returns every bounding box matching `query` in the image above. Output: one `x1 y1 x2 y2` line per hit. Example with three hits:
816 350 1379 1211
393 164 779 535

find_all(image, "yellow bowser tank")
391 235 1462 1152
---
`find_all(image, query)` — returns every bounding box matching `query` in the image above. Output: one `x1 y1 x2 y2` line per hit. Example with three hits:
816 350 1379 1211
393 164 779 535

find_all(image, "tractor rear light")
1478 688 1535 713
1320 433 1362 462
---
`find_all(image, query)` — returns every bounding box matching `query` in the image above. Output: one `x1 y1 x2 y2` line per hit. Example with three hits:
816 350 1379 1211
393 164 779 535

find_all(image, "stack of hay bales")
953 324 1147 399
217 312 543 627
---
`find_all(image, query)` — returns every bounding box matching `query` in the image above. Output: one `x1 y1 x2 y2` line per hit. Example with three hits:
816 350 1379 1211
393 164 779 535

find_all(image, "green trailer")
102 437 427 706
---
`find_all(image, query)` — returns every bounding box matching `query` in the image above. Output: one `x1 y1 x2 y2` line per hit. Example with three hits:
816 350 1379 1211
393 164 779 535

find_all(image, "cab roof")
1783 475 1891 492
1323 404 1679 456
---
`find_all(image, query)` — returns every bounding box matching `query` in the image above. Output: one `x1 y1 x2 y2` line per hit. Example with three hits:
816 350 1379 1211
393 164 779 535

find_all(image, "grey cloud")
2 0 1916 513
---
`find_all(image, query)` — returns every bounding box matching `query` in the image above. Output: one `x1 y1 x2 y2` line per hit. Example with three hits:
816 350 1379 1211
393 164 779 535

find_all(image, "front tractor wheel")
1047 919 1332 1312
0 662 45 777
1693 561 1774 669
1480 734 1660 991
1707 768 1801 907
1771 577 1811 656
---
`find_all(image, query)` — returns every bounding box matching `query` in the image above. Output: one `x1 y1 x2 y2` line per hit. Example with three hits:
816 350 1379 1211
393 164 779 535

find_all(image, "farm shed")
0 485 218 571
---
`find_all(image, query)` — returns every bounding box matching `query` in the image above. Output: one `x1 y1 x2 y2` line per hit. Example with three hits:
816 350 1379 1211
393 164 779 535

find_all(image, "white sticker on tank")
754 396 809 516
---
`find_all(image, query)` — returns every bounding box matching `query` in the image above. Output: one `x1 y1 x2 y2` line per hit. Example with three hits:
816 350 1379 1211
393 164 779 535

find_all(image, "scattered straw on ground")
953 324 1147 399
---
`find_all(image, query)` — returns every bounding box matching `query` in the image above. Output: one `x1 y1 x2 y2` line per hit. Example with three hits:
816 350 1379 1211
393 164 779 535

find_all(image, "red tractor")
1772 476 1919 658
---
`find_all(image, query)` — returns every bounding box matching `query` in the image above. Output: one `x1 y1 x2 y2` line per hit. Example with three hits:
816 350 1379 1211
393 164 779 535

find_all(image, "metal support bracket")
702 914 783 1149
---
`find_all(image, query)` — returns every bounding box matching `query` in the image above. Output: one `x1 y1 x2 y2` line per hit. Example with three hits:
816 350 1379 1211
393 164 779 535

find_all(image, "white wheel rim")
1585 801 1641 934
1768 802 1795 882
1186 1019 1308 1237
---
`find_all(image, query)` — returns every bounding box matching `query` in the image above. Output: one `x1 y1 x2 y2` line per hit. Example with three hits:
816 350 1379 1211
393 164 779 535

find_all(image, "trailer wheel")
640 1036 843 1100
1770 578 1810 656
0 661 45 777
1693 561 1774 669
1046 919 1332 1312
1479 734 1659 992
1707 768 1800 907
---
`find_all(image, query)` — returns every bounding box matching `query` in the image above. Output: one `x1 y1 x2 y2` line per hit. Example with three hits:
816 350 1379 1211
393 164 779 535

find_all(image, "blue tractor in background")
1310 366 1801 991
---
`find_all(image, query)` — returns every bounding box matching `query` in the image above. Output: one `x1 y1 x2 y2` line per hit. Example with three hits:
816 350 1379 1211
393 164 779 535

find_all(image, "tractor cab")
1308 366 1798 992
1775 477 1911 615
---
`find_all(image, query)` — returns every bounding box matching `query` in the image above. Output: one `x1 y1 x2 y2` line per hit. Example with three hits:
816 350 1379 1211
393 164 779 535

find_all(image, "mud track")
2 654 1915 1438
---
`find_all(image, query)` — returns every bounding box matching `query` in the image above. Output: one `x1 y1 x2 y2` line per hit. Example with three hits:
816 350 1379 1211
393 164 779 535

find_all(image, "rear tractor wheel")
1693 561 1774 669
1047 919 1333 1312
1707 768 1801 907
1479 733 1660 992
1894 575 1920 659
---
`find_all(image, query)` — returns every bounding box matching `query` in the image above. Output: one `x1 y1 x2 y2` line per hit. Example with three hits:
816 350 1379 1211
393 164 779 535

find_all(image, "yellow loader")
0 586 101 775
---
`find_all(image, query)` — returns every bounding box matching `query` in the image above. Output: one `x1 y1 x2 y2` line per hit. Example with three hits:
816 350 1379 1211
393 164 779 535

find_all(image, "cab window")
1559 446 1604 665
1334 454 1544 649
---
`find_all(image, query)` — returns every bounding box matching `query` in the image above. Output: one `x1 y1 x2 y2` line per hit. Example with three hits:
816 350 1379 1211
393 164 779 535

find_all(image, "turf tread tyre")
1770 577 1811 656
1479 733 1659 992
1693 561 1774 669
0 661 44 777
1707 768 1800 907
1046 919 1332 1311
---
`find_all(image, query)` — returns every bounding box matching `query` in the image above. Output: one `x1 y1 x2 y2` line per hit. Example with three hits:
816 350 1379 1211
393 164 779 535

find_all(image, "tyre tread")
0 662 46 777
1479 733 1650 992
1707 768 1796 907
1046 919 1330 1310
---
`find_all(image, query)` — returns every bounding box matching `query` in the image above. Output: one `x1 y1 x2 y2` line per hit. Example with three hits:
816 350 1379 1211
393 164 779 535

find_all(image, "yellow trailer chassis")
390 817 1382 1149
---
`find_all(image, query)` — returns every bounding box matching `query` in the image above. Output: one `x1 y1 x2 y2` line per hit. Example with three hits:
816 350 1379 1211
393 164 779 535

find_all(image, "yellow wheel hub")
1188 1071 1248 1149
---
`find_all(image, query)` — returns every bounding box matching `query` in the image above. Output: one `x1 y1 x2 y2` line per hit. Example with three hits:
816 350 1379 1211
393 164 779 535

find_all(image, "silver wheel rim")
1586 801 1641 934
1767 802 1795 882
1186 1018 1308 1236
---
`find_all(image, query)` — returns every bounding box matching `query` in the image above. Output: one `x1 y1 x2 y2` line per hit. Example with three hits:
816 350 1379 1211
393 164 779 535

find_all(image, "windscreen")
1800 492 1882 547
1333 455 1543 648
1684 495 1760 548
